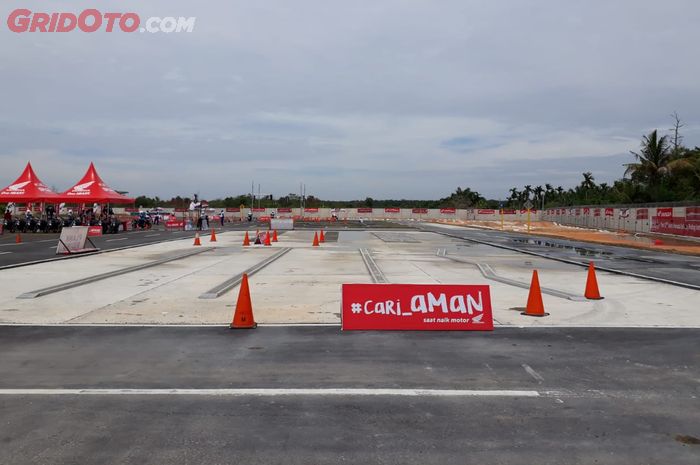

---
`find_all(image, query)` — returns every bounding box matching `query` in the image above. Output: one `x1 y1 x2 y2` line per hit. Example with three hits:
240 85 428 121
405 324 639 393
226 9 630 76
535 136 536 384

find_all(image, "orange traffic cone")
15 233 21 244
230 273 257 329
242 231 250 246
264 231 272 246
312 231 320 247
272 230 278 242
210 229 217 242
319 229 325 243
584 262 603 300
193 232 201 246
521 270 549 317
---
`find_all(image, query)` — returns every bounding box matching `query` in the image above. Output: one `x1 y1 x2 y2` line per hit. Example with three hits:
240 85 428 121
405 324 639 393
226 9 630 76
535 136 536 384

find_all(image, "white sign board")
56 226 97 254
270 218 294 230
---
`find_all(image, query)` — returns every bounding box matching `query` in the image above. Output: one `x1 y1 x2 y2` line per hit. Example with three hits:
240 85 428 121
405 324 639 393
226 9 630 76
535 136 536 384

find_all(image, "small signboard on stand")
56 226 99 255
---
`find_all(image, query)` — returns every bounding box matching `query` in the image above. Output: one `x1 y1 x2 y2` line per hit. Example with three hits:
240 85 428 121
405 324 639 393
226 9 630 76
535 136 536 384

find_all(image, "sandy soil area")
432 220 700 256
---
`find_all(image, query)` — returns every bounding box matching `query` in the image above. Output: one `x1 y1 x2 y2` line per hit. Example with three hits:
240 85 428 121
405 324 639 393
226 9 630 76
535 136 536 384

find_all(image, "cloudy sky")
1 1 699 200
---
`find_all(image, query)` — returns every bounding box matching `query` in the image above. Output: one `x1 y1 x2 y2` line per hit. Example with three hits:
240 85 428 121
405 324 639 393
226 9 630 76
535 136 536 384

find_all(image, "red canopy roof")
0 162 61 203
59 163 135 204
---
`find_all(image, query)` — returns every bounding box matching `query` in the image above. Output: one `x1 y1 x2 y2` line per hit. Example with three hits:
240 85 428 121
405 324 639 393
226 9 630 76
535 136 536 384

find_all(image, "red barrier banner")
412 208 427 214
502 209 516 215
656 207 673 218
87 226 102 237
636 208 648 220
477 209 495 215
277 208 293 213
252 208 266 212
651 215 700 237
226 207 241 212
174 208 188 212
575 208 581 216
687 207 700 222
342 284 493 331
384 208 400 213
304 208 319 213
593 208 601 217
440 208 456 214
357 208 373 213
583 207 590 215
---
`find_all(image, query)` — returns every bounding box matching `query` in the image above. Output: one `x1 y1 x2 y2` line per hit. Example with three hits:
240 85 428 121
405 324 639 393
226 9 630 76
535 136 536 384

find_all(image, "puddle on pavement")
512 239 612 258
675 435 700 445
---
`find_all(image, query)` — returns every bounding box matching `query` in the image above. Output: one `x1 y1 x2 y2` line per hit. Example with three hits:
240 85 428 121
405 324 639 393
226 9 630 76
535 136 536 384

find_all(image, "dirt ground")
432 219 700 256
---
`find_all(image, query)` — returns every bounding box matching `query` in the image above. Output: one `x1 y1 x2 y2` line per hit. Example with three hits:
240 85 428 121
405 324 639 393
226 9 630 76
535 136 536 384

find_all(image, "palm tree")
624 130 672 187
533 186 544 208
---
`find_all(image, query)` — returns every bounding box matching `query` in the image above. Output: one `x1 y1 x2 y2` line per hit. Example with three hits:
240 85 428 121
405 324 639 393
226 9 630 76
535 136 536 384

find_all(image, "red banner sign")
341 284 493 331
174 208 188 212
87 226 102 237
593 208 601 217
652 215 700 237
384 208 400 213
656 207 673 218
226 207 241 212
252 208 266 212
687 207 700 222
165 220 184 229
583 207 590 215
357 208 373 213
277 208 293 213
502 209 516 215
477 209 496 215
304 208 319 213
636 208 648 220
605 208 614 217
412 208 427 214
440 208 456 214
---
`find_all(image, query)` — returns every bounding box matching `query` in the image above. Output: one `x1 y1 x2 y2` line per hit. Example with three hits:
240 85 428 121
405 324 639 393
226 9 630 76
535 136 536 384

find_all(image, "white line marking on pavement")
37 239 56 243
522 364 545 383
144 234 161 237
106 237 129 242
0 251 11 255
0 388 540 397
0 243 22 247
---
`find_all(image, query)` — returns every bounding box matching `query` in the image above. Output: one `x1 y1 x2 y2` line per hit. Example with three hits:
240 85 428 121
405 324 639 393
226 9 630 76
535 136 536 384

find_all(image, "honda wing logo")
71 181 95 192
7 181 31 191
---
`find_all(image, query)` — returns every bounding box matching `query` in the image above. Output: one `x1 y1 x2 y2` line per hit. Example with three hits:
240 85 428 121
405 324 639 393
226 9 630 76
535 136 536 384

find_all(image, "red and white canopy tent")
0 162 62 209
57 162 134 205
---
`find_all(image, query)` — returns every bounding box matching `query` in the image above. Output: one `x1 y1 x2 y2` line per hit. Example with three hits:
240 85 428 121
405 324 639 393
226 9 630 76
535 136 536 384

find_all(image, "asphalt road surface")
416 223 700 288
0 326 698 464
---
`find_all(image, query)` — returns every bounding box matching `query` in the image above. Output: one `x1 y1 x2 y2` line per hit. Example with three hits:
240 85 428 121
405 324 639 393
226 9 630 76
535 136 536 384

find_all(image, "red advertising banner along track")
651 207 700 237
341 284 494 331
